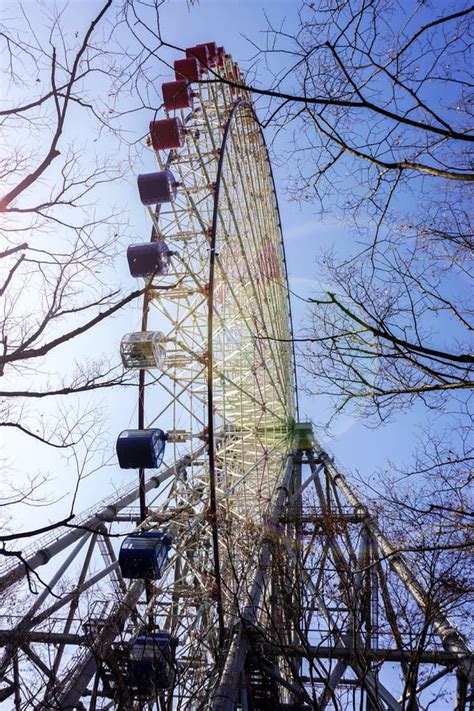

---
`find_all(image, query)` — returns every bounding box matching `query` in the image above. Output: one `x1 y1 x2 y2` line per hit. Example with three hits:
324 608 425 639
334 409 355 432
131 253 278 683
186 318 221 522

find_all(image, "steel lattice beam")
209 439 473 710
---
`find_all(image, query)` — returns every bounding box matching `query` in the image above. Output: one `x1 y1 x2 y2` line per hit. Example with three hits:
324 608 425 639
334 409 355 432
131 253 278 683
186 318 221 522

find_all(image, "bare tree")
235 2 474 631
0 0 150 558
230 1 472 419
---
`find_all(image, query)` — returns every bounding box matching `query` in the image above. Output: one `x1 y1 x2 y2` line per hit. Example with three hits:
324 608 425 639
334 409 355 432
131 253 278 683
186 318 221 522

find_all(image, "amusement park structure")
0 42 472 710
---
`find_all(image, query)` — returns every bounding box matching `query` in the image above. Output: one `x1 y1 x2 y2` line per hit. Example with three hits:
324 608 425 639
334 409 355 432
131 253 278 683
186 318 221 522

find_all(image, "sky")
0 0 435 528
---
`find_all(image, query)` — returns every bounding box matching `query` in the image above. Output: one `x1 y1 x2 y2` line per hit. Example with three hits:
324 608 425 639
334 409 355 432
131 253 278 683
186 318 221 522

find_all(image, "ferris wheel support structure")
0 436 471 708
208 435 473 710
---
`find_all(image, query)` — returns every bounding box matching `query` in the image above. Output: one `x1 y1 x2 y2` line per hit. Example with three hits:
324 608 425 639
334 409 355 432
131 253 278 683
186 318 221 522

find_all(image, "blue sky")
0 0 435 522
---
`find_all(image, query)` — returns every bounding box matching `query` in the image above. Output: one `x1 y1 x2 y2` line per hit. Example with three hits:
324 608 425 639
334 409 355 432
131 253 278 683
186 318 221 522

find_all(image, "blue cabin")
119 531 172 580
128 632 178 693
137 169 178 206
127 241 172 279
116 429 166 469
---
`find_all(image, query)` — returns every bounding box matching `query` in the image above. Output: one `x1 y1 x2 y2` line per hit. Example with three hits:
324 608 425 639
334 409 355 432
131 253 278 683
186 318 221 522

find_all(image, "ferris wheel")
1 41 471 711
0 41 297 710
114 40 296 706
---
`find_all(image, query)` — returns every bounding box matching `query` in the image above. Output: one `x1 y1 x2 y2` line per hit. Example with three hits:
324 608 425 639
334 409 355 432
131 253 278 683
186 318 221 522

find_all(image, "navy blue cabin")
116 429 166 469
128 632 178 693
127 241 172 278
137 169 178 206
119 531 172 580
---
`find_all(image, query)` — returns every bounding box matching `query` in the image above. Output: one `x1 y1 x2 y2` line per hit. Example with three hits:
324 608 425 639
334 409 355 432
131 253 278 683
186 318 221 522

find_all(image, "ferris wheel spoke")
215 176 292 405
212 264 290 410
146 373 207 430
152 112 290 418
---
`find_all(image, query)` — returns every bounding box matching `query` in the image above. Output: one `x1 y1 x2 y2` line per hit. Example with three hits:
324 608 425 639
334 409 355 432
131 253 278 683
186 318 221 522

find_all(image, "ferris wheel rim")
205 98 301 637
137 96 298 512
207 99 259 640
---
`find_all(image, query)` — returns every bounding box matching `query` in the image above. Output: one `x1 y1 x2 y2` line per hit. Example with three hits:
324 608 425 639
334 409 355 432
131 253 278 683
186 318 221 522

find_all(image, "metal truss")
0 430 471 709
210 433 473 711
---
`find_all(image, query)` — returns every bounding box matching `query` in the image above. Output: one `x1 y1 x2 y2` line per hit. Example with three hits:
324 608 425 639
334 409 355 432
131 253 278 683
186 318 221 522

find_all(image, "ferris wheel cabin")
119 530 172 580
149 117 185 150
128 632 178 695
137 168 179 205
120 331 167 369
127 241 172 278
116 428 167 469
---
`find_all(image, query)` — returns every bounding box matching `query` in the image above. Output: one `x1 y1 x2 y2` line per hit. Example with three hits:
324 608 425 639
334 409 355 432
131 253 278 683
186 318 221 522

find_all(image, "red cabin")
217 46 225 67
196 42 218 66
162 80 193 111
149 118 184 151
174 57 201 82
185 44 209 67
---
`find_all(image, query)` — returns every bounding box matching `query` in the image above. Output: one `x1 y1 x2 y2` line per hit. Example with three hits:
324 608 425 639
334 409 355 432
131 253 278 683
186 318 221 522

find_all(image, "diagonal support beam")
40 580 145 709
210 451 296 710
0 454 196 594
0 531 92 678
310 446 474 680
